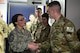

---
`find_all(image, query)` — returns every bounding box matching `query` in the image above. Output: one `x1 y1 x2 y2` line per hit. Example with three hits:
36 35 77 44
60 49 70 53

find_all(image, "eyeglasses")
18 17 26 21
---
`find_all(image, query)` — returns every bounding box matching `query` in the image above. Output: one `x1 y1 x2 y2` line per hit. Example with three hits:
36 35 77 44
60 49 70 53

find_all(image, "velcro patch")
66 27 74 32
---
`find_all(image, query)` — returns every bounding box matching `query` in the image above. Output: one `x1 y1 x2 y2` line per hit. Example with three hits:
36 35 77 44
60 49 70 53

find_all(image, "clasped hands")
28 42 39 51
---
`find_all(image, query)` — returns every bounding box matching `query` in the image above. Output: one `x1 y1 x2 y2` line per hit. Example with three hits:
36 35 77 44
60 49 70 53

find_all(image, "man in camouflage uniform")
30 8 42 40
34 13 51 53
0 11 9 53
47 1 80 53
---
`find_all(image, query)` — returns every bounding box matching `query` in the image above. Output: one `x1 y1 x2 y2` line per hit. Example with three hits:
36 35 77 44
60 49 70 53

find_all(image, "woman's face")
16 15 26 27
29 14 35 22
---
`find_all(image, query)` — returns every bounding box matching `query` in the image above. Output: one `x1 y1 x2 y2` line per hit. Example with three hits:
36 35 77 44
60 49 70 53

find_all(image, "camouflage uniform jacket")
8 23 15 33
35 24 50 42
26 22 32 31
30 19 42 40
49 15 80 53
0 19 8 53
8 27 32 52
0 19 8 38
0 31 5 53
35 24 51 53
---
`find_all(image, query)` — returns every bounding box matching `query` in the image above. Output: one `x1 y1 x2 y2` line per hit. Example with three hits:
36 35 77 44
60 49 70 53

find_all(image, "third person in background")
30 8 42 40
26 14 36 31
34 13 51 53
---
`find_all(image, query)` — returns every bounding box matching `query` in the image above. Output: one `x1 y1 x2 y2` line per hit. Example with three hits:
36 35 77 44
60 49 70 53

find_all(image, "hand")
28 42 39 51
32 39 36 43
36 49 41 53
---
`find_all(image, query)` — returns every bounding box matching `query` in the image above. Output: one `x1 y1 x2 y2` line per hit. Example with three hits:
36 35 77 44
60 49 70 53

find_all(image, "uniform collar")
15 27 25 33
52 15 65 26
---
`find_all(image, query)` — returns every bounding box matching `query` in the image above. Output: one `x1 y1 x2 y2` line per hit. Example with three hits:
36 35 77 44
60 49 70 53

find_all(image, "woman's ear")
15 22 18 25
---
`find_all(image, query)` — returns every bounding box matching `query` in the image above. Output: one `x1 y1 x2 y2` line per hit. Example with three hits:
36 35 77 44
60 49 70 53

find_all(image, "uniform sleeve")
8 32 19 52
2 20 9 38
64 22 80 50
26 31 32 43
30 22 38 40
39 40 51 53
8 30 32 52
8 23 15 33
8 32 15 49
0 31 5 53
37 26 51 53
25 30 32 50
8 33 14 43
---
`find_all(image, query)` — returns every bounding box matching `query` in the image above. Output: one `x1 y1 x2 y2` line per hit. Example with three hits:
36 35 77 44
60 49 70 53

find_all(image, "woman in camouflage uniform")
8 14 39 53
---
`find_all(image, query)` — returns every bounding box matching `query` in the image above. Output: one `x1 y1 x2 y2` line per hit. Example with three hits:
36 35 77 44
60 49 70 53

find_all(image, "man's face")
42 17 48 25
47 7 55 19
35 9 42 16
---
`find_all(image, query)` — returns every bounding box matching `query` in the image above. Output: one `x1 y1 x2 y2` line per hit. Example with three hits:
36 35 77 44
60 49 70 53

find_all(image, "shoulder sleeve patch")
66 27 74 32
8 33 14 42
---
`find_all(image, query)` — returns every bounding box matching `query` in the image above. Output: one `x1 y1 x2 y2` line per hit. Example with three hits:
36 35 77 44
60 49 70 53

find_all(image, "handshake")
28 42 39 51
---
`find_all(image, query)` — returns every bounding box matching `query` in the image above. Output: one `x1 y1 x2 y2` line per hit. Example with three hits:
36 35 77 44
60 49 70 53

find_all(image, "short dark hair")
12 14 23 27
48 1 61 10
42 13 49 20
36 8 42 11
